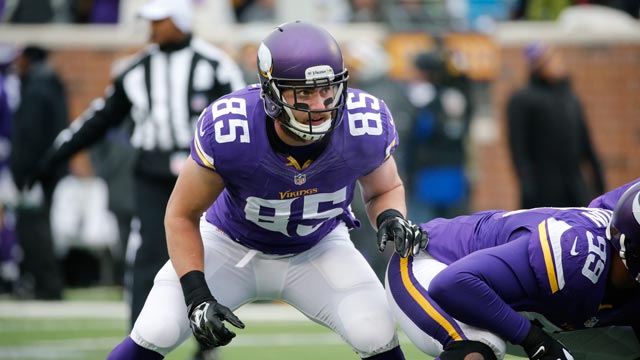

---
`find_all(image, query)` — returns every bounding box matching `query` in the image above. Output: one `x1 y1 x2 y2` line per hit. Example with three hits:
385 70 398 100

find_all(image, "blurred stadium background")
0 1 639 359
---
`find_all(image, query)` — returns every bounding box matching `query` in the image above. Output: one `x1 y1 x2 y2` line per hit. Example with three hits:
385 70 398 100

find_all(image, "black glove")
520 325 574 360
23 159 51 190
376 209 428 258
180 271 245 348
439 340 497 360
23 149 58 190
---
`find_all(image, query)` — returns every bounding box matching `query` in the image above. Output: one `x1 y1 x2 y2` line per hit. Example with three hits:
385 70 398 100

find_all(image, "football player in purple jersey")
386 178 640 360
107 21 427 360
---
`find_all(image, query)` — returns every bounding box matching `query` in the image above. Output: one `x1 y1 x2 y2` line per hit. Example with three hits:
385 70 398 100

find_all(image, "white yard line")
0 334 352 359
0 301 308 321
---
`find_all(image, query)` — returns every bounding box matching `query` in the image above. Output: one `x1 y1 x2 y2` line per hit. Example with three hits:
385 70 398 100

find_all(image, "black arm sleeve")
46 77 133 168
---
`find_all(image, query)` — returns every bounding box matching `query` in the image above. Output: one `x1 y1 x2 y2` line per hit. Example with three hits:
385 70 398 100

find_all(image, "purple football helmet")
257 21 349 141
607 181 640 283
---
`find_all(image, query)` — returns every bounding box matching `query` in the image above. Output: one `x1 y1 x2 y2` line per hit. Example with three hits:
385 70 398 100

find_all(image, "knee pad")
131 311 189 356
339 299 399 357
440 340 498 360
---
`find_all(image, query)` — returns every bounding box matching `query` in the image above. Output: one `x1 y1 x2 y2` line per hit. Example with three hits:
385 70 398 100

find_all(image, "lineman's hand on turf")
180 270 245 348
188 299 245 348
521 325 574 360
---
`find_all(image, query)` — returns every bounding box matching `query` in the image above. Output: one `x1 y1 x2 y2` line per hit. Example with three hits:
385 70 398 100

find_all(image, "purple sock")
106 336 163 360
363 346 406 360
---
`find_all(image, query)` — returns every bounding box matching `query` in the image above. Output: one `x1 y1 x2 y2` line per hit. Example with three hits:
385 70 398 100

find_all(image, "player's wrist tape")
179 270 215 316
376 209 404 229
519 324 545 348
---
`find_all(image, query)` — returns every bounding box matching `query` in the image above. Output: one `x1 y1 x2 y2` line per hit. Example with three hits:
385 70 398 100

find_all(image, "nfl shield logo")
294 173 306 186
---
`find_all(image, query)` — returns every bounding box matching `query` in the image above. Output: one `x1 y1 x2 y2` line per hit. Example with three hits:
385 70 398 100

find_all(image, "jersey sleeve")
380 99 400 160
191 104 217 171
190 88 259 177
343 89 399 175
527 217 609 320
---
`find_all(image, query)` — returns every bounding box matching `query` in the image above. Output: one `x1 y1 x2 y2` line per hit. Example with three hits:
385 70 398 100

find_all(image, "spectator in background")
9 45 68 300
348 0 383 22
342 39 414 281
236 0 275 23
24 5 245 359
513 0 639 20
507 42 605 209
71 0 120 23
405 49 473 222
231 0 254 21
3 0 71 23
50 153 120 287
383 0 446 32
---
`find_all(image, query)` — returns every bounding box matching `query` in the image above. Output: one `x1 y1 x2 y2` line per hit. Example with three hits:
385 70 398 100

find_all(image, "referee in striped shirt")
27 0 245 333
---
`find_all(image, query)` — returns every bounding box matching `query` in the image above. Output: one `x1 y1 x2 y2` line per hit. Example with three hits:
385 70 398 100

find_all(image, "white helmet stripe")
633 192 640 225
619 233 629 269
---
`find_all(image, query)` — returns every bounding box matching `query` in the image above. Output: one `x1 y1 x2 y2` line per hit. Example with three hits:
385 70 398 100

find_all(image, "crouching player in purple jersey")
386 177 640 360
107 21 427 360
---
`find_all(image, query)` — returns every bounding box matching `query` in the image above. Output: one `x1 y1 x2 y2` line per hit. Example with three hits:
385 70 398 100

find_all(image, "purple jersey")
388 178 640 347
191 85 398 254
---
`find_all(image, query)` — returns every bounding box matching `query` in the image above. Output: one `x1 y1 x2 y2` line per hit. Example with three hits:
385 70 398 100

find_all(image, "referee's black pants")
130 174 176 329
15 202 64 300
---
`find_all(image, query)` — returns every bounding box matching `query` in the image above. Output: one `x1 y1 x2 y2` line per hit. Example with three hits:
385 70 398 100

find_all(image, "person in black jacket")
507 42 605 209
9 45 68 299
26 0 245 335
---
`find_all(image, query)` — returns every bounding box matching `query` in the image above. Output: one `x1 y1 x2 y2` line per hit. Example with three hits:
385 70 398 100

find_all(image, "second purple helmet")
607 181 640 283
257 21 349 141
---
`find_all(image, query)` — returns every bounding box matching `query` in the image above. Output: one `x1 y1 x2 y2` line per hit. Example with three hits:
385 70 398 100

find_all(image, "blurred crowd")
1 0 638 31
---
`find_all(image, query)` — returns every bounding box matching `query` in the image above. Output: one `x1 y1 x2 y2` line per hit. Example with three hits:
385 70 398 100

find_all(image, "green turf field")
0 316 430 360
0 287 526 360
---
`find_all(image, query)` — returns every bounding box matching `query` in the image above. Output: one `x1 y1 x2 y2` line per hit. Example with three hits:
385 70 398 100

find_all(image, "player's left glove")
180 270 245 348
520 324 574 360
376 209 428 258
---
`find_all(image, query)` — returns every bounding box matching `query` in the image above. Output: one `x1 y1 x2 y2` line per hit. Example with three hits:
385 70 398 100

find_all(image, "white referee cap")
137 0 193 34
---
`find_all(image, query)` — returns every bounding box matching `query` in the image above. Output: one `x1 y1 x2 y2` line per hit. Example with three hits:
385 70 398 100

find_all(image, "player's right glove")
376 209 429 258
520 324 574 360
180 270 245 348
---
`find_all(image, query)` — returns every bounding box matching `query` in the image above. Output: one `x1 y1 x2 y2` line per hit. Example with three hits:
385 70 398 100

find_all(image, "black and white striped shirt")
50 36 245 178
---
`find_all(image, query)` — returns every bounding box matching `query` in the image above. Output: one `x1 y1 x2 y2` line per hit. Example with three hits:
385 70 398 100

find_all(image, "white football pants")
131 218 399 358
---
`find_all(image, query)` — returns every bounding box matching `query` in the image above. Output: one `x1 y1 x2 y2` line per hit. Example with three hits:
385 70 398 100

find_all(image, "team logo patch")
294 173 306 186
